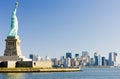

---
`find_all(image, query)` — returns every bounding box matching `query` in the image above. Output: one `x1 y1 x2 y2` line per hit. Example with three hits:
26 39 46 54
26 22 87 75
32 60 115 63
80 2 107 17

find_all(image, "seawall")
0 68 80 73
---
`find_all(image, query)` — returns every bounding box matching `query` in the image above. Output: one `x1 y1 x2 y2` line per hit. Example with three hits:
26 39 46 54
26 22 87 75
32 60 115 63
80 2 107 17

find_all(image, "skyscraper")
82 51 89 57
94 55 98 66
75 54 79 58
66 52 72 58
94 52 101 66
65 58 71 67
81 51 90 66
51 58 58 66
109 52 117 66
60 56 65 67
98 54 101 66
102 57 106 66
90 58 95 66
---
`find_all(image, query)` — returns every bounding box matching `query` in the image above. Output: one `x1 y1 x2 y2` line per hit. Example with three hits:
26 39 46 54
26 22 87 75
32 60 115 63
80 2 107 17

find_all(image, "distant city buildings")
49 51 120 68
81 51 90 66
29 51 120 68
29 54 41 61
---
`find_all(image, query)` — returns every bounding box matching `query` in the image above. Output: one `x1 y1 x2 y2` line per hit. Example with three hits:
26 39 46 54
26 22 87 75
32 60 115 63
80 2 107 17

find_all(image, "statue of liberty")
8 2 19 37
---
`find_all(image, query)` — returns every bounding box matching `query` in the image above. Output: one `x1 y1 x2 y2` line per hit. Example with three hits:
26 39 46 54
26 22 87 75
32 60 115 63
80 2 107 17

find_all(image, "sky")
0 0 120 58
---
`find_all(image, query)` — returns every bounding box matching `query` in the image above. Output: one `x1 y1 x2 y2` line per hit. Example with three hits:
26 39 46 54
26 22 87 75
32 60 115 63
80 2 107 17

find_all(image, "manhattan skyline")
0 0 120 58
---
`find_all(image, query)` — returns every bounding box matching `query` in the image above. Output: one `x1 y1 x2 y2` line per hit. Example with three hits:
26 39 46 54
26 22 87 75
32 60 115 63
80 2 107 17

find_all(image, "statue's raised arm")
14 2 18 14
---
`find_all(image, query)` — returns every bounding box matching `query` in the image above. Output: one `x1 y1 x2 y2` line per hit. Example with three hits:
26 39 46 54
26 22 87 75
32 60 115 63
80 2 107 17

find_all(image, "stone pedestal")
4 36 22 56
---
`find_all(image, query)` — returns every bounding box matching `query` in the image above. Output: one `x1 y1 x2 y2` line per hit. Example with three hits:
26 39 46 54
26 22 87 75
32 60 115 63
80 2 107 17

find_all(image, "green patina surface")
8 2 19 37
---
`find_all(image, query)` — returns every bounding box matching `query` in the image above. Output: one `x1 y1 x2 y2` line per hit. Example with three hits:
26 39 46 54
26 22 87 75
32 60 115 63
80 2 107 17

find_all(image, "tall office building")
102 57 106 66
65 58 71 67
81 51 90 66
94 56 98 66
105 59 109 66
29 54 36 61
60 56 65 59
116 54 120 66
29 54 41 61
109 52 117 66
66 52 72 58
98 54 101 66
94 52 101 66
75 54 79 58
82 51 89 57
90 58 95 66
60 56 65 65
51 58 58 66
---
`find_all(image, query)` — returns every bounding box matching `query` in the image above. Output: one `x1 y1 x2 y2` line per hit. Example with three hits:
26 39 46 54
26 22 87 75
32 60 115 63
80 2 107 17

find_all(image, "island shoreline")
0 68 80 73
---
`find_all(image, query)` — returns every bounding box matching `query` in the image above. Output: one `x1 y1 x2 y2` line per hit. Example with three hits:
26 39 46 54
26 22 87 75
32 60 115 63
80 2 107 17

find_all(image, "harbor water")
1 68 120 79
